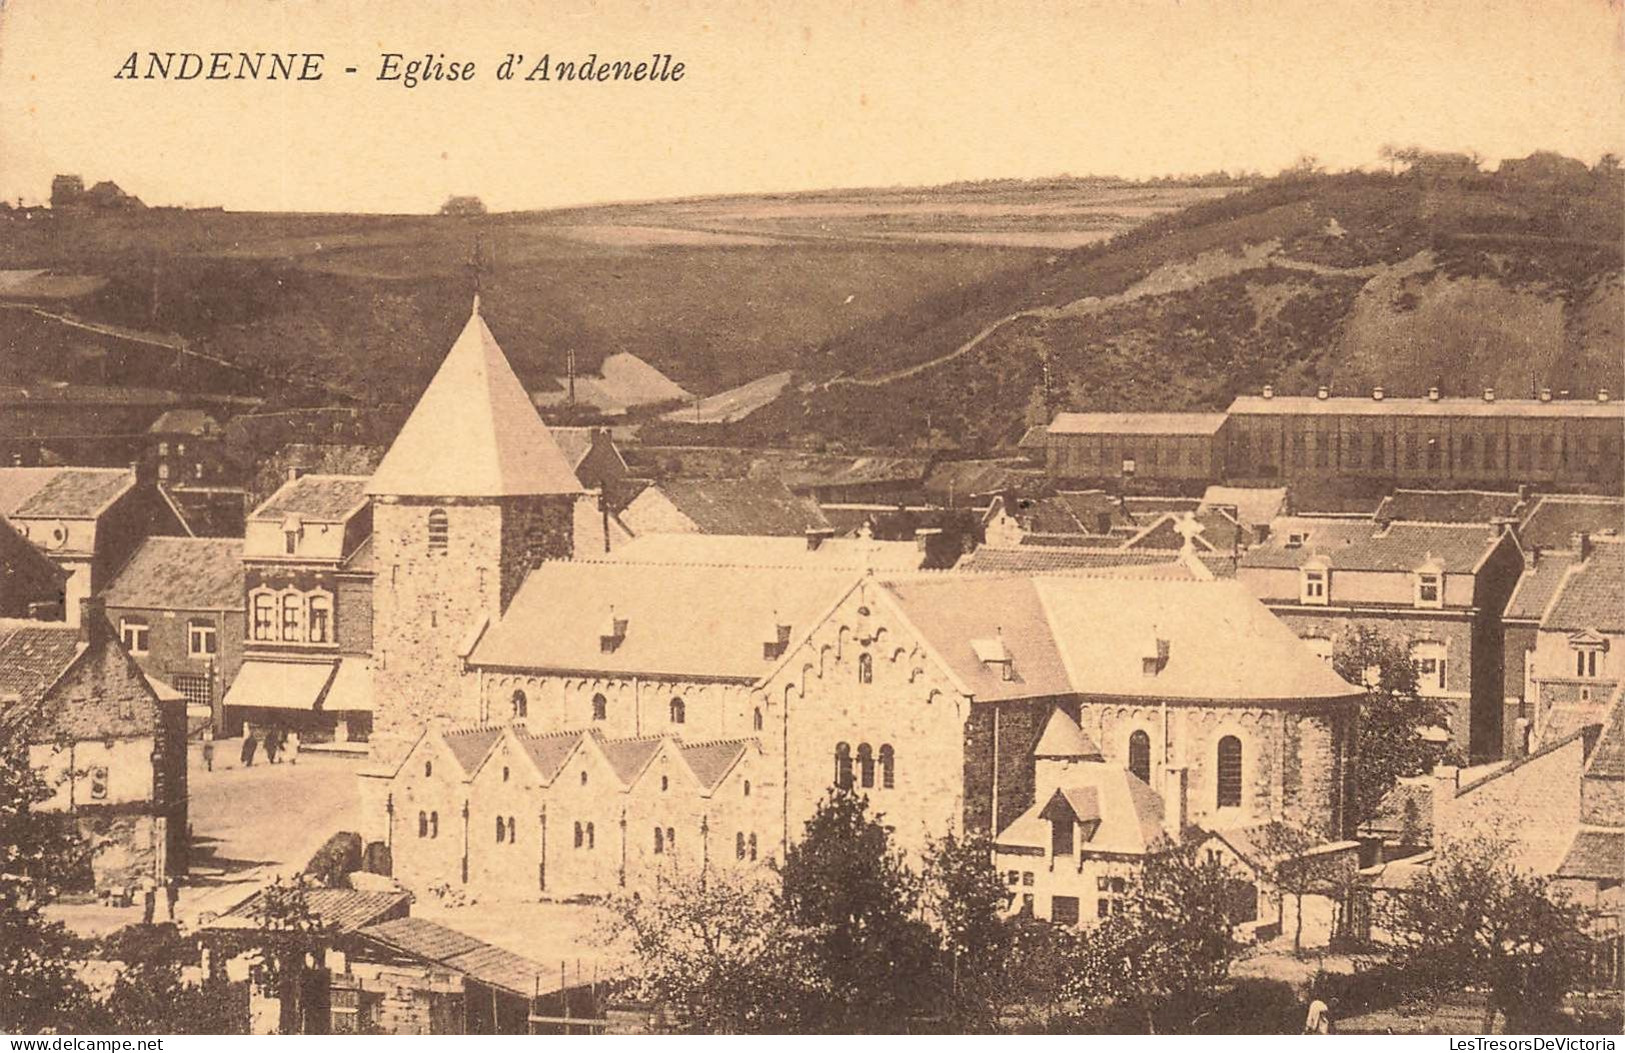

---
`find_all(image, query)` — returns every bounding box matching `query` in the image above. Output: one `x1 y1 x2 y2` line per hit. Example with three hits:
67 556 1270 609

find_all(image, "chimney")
1516 482 1530 502
1427 386 1441 402
1316 385 1330 400
1573 532 1592 561
1372 386 1385 401
1599 389 1612 404
1261 384 1274 400
805 527 836 551
79 596 109 646
287 465 306 482
1539 387 1553 402
914 526 943 552
1490 516 1518 540
1482 387 1495 403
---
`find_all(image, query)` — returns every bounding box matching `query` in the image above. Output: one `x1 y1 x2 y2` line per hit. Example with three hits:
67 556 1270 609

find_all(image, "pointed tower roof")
367 299 585 498
1033 708 1103 760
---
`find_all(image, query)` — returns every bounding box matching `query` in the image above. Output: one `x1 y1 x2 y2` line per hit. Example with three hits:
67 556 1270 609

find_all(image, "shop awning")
222 660 336 712
322 658 373 713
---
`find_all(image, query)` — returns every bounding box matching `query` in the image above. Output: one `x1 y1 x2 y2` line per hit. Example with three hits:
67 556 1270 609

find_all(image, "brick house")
1526 536 1623 746
222 472 374 744
101 536 245 728
1 600 187 889
1238 517 1525 761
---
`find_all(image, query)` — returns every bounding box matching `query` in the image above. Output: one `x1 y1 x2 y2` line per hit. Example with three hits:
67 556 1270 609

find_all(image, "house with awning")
222 471 375 746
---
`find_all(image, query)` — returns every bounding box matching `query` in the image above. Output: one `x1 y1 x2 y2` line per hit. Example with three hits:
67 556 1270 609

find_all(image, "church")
357 301 1365 912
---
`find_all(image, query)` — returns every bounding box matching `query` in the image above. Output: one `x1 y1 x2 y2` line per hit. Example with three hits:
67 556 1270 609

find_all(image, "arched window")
660 775 669 793
308 593 332 644
592 693 608 722
858 653 873 684
496 816 506 843
586 822 595 849
654 827 664 855
427 508 449 551
1128 730 1152 785
748 833 758 861
835 742 853 789
502 766 510 782
753 707 764 732
424 760 433 778
574 821 584 849
1216 736 1243 809
879 744 895 789
280 592 303 642
666 827 676 852
507 816 516 843
252 592 275 641
743 779 751 797
418 811 428 838
857 743 875 789
736 832 746 860
511 690 528 720
669 698 686 725
429 811 439 838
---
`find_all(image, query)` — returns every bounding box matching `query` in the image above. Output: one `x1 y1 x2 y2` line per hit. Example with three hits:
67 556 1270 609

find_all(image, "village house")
147 409 230 486
220 471 374 744
0 465 186 626
1525 536 1623 747
0 514 68 618
1238 516 1525 761
1 599 187 889
101 536 245 726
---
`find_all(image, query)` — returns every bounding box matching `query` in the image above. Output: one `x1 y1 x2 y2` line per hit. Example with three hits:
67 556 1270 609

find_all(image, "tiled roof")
1228 394 1625 419
1375 489 1525 526
679 738 751 790
602 533 925 572
596 735 663 786
1048 412 1228 436
369 302 585 498
221 888 410 934
997 765 1169 856
471 561 856 680
1586 688 1625 779
958 547 1183 575
102 537 244 610
1542 540 1625 634
441 726 505 776
1241 519 1504 574
1358 778 1434 840
628 478 830 536
0 467 134 519
0 622 83 714
360 917 547 997
251 474 369 523
1503 552 1577 622
1555 829 1625 881
0 621 161 743
1517 495 1623 551
513 729 581 783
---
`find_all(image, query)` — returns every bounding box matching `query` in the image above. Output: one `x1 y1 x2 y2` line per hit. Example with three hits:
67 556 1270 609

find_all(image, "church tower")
368 298 588 742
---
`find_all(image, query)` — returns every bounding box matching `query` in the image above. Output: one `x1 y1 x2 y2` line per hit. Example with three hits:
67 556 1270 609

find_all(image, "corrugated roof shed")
102 537 244 611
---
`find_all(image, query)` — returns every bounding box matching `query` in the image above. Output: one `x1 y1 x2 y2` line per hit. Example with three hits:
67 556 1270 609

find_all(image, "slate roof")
1503 552 1578 622
1517 494 1623 551
601 533 925 572
596 735 663 786
1375 489 1525 525
219 888 411 934
470 561 855 680
359 917 548 997
1033 708 1102 759
628 478 830 536
1556 830 1625 881
1586 689 1625 779
102 537 245 610
512 729 581 783
1048 412 1229 435
0 467 134 519
1358 778 1434 840
924 459 1048 499
1542 540 1624 633
369 301 585 498
996 765 1169 856
1241 519 1504 574
1228 394 1625 419
957 546 1183 575
441 725 505 776
251 474 370 523
679 738 752 790
1201 486 1288 529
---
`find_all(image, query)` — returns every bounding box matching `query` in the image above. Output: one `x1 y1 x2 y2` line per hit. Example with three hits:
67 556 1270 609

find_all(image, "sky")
0 0 1621 213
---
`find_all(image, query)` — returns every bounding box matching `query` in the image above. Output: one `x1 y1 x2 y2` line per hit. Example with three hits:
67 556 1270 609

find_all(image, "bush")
302 831 362 887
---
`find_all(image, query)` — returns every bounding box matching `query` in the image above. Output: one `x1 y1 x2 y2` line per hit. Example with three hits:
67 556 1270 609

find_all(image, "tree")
1069 843 1246 1032
607 869 821 1033
438 195 487 216
775 789 938 1032
1257 821 1355 955
1333 626 1455 823
0 733 95 1033
1378 833 1594 1033
921 831 1015 1030
99 923 244 1034
250 874 334 1034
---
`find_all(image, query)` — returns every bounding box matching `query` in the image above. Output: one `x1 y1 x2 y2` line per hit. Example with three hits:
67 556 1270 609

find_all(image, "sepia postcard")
0 0 1622 1038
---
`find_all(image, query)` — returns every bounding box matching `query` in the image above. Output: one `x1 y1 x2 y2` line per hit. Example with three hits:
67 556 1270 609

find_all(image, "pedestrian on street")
265 728 280 765
201 727 215 772
141 878 157 925
164 878 179 921
241 731 258 767
286 728 299 764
